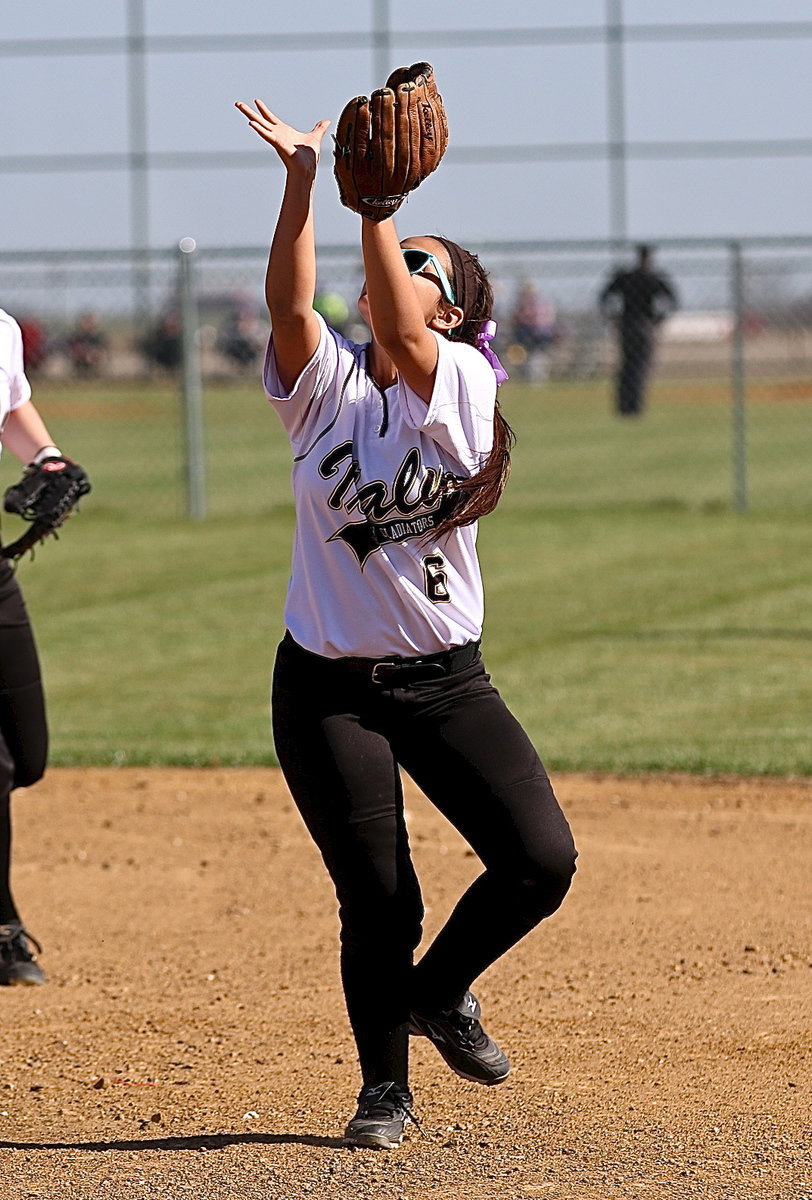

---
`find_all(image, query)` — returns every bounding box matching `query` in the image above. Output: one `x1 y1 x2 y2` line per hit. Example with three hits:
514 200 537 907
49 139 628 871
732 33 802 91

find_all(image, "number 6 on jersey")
422 553 451 603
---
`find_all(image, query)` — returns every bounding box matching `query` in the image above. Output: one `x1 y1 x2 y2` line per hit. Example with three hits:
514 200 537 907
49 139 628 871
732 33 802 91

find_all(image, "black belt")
286 632 481 687
352 640 480 686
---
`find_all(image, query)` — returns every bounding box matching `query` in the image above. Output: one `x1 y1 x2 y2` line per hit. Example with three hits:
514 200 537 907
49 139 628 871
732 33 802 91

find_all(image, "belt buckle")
371 661 394 685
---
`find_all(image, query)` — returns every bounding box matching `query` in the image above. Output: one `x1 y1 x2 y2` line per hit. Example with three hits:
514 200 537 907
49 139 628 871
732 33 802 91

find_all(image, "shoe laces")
446 1008 489 1051
0 922 42 960
356 1082 423 1135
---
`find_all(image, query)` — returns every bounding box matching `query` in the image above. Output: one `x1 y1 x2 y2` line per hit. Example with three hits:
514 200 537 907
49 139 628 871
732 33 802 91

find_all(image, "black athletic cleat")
409 990 510 1085
343 1081 418 1150
0 922 45 986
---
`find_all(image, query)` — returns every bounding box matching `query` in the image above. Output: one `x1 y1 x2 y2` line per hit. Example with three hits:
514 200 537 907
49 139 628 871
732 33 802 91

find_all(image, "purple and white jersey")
0 310 32 459
263 314 496 658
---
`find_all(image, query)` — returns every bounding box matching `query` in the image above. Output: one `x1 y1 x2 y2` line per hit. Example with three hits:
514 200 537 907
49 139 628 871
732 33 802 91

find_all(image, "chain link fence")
2 236 810 518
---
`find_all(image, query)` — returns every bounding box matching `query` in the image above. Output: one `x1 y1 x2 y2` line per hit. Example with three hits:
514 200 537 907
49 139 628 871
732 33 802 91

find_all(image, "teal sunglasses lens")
402 249 432 272
401 249 456 304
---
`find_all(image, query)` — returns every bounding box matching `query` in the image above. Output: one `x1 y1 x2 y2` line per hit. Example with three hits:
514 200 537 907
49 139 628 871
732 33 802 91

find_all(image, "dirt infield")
1 769 809 1200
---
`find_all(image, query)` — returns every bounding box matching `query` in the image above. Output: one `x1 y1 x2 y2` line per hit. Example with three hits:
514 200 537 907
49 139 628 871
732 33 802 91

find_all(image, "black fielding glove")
2 456 91 560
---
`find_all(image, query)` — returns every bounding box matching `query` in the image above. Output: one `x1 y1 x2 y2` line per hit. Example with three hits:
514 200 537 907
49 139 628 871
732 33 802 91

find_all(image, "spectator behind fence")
142 313 182 372
66 311 108 378
599 244 678 416
18 318 48 374
509 282 560 382
219 310 266 372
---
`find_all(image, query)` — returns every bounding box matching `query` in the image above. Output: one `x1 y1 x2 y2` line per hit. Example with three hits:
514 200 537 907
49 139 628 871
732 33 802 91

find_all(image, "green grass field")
9 375 811 774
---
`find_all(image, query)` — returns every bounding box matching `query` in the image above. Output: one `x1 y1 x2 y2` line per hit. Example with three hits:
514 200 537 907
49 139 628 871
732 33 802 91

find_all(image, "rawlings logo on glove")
2 456 91 560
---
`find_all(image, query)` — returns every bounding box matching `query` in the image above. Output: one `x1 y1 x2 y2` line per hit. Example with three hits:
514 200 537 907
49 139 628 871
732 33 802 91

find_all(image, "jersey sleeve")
262 313 357 452
0 315 32 411
397 333 496 474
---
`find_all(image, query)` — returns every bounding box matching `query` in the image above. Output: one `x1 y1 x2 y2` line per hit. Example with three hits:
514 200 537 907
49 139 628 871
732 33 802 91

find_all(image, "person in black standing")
599 245 677 416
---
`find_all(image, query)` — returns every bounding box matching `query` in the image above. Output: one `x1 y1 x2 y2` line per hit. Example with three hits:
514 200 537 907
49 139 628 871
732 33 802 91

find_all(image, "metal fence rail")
2 235 810 517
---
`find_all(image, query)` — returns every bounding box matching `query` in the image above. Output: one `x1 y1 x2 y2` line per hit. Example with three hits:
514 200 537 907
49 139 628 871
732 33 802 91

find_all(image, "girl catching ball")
237 95 577 1150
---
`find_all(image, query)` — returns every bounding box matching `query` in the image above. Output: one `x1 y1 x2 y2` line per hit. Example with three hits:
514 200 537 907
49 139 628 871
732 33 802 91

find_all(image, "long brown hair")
431 236 515 537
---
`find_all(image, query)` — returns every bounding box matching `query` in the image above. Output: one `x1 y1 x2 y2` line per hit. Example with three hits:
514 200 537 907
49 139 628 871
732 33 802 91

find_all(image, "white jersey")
0 309 32 461
264 313 497 658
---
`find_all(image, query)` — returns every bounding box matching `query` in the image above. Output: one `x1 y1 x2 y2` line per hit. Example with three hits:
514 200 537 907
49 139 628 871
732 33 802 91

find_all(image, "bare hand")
235 100 331 173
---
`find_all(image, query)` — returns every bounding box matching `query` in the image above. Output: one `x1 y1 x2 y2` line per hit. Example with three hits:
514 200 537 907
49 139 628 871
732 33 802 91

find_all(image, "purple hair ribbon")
475 319 509 386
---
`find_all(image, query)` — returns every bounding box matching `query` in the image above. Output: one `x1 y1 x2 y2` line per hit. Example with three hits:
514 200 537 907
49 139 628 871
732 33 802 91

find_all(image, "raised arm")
361 218 458 403
235 100 330 391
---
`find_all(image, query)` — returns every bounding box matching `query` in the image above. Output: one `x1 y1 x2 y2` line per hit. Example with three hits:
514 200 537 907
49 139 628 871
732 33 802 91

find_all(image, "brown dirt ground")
0 768 809 1200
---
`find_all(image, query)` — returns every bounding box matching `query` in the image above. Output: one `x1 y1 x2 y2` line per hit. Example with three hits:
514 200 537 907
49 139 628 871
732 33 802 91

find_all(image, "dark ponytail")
431 237 515 537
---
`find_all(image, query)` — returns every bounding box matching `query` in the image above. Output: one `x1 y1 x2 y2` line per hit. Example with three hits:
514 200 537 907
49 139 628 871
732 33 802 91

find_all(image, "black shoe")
409 991 510 1085
343 1081 417 1150
0 922 45 986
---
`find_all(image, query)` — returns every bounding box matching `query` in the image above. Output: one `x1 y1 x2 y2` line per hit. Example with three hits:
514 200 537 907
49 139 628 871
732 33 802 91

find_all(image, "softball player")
0 308 70 986
237 100 577 1149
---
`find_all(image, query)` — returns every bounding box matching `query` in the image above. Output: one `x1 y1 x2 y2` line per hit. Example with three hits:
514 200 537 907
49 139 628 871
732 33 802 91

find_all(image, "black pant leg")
389 659 577 1012
0 751 17 924
618 325 654 414
271 640 424 1087
0 562 48 924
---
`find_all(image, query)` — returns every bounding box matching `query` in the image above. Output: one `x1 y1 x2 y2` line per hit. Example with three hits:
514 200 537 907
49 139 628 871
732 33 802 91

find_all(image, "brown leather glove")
333 62 449 222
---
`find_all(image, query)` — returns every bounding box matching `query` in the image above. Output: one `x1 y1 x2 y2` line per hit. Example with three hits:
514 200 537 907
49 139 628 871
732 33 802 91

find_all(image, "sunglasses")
401 248 456 305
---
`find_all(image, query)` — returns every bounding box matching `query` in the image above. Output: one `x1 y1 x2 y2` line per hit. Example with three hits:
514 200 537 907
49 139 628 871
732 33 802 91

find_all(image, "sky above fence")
2 0 811 252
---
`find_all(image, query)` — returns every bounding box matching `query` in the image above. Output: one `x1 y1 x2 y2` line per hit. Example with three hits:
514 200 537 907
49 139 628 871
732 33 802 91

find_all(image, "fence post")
729 240 748 512
177 237 206 520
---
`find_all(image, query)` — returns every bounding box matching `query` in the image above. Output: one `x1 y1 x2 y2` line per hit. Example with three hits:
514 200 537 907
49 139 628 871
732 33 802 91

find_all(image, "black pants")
272 633 577 1087
617 323 655 414
0 559 48 925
